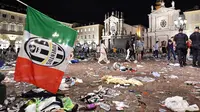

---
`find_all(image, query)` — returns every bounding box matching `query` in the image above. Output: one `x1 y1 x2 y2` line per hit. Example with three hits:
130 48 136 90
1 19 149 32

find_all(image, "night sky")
1 0 200 27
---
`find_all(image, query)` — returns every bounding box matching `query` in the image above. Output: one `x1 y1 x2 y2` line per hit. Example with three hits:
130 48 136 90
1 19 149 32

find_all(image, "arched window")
18 24 24 31
1 22 8 30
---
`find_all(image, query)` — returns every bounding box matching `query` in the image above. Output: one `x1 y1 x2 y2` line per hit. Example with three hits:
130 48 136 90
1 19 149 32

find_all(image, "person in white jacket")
98 40 110 64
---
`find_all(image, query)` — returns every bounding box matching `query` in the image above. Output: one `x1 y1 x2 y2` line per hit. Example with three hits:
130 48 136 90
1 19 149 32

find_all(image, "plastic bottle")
99 103 111 111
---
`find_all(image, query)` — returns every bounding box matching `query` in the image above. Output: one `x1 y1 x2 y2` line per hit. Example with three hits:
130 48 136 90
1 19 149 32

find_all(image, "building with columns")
146 0 200 50
147 1 180 50
0 9 72 50
102 11 146 50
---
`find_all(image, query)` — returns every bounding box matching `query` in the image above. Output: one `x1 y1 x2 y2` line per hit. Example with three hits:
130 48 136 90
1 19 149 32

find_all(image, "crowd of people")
0 45 19 62
152 26 200 68
125 38 144 62
96 26 200 68
2 27 199 68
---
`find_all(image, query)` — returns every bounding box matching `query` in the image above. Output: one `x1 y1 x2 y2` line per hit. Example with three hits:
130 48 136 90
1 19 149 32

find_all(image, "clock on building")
110 22 117 35
111 26 116 32
160 20 167 28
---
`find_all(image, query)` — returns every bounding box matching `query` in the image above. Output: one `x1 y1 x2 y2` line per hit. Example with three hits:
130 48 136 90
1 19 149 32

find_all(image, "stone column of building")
117 11 120 35
119 12 124 35
104 38 109 50
108 18 110 35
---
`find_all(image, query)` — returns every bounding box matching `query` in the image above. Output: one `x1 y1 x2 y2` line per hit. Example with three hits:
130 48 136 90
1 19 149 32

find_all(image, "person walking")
125 40 131 62
98 40 110 65
190 26 200 67
96 45 100 59
141 39 145 59
186 39 192 60
136 38 143 62
161 41 167 57
174 28 188 67
167 39 176 62
83 43 89 58
154 41 159 58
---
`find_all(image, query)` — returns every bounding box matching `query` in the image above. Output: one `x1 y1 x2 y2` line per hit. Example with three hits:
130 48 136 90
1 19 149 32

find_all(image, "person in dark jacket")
0 73 6 105
190 26 200 67
174 28 188 67
167 39 176 62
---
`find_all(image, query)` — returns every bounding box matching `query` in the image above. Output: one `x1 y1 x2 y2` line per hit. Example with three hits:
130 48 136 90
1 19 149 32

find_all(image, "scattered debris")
112 101 129 111
163 96 199 112
133 76 155 82
152 72 160 77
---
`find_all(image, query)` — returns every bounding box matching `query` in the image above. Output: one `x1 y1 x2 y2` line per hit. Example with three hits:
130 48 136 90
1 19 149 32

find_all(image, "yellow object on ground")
101 75 143 86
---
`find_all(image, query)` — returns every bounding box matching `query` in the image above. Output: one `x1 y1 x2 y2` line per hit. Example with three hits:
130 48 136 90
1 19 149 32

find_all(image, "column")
119 19 123 35
104 38 109 49
149 15 152 30
117 22 120 35
108 19 110 35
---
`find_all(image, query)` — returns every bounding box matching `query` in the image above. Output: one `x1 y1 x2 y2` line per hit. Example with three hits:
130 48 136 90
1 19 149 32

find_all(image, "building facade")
147 1 200 50
0 9 25 50
74 24 104 45
147 1 180 50
0 9 73 50
184 7 200 36
102 11 146 49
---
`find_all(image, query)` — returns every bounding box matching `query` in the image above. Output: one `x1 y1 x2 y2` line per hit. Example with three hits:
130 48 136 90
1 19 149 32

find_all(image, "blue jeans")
168 48 176 60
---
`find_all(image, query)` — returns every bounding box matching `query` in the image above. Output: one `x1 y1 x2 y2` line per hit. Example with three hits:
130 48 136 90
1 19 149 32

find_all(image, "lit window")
85 29 87 32
11 15 15 19
92 28 94 31
81 29 82 32
88 28 90 31
77 30 79 32
2 14 7 18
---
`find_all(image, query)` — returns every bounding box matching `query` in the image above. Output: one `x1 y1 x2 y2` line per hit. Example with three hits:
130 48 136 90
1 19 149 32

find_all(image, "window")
81 29 82 32
2 14 7 18
11 15 15 19
89 35 91 39
2 23 7 30
77 30 79 33
88 28 90 31
85 35 87 39
93 35 95 39
85 29 87 32
18 25 23 31
92 28 94 31
11 24 15 31
19 17 22 21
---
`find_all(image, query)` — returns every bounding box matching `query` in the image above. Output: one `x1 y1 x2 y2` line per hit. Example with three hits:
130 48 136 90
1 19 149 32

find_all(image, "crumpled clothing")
101 75 143 86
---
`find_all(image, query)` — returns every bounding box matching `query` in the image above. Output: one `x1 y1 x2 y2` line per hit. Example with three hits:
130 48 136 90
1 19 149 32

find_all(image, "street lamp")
174 16 187 30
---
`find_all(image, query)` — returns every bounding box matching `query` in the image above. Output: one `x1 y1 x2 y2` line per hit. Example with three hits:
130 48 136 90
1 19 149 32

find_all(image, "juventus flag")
14 6 77 94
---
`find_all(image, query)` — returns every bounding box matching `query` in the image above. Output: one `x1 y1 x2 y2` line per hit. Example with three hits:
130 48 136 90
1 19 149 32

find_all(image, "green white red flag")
14 6 77 94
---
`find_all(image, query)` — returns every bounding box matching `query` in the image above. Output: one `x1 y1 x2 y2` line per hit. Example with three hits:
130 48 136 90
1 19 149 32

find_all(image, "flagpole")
16 0 28 7
16 0 28 94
